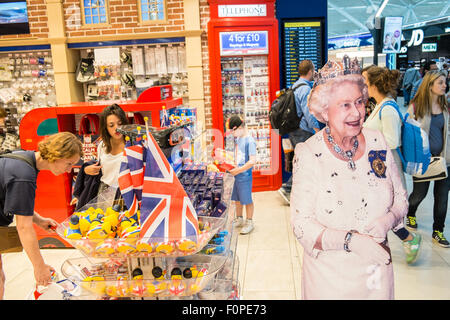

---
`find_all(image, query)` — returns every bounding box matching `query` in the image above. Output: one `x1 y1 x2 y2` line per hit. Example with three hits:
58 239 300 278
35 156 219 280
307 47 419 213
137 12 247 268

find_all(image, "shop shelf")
60 252 231 298
197 253 240 300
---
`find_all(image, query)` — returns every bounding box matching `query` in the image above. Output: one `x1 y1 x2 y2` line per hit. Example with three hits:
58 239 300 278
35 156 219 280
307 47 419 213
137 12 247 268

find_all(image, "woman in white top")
362 66 422 265
85 103 128 194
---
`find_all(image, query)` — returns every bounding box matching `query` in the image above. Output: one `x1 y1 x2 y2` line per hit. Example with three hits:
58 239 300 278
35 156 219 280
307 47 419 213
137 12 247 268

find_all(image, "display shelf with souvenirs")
0 50 56 147
76 42 188 104
220 56 272 171
52 117 240 300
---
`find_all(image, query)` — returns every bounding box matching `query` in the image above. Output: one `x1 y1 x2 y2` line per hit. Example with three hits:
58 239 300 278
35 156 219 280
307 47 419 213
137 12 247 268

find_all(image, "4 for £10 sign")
219 31 268 56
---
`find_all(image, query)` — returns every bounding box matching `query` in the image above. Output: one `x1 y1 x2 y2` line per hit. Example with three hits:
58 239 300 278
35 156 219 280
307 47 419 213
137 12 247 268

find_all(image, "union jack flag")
118 136 145 217
118 128 199 244
139 129 199 243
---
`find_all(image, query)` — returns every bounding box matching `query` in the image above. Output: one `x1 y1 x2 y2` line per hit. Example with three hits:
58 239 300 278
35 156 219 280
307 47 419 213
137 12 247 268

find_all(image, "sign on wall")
219 31 268 56
218 5 267 17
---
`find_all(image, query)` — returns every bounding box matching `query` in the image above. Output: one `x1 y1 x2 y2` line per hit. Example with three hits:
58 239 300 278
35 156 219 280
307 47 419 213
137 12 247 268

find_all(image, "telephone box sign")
219 31 268 56
218 4 267 17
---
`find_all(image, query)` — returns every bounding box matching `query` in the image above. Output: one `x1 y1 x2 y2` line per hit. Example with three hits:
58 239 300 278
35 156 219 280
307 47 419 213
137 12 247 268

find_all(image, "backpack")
269 83 306 136
379 100 431 175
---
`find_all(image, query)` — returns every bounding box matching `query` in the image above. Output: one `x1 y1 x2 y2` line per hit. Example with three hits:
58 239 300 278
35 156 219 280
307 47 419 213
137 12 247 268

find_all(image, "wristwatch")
344 230 358 252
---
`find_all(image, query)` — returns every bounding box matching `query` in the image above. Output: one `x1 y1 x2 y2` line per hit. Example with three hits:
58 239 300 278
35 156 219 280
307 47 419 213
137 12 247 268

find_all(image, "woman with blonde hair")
0 132 82 299
290 59 407 299
405 70 449 247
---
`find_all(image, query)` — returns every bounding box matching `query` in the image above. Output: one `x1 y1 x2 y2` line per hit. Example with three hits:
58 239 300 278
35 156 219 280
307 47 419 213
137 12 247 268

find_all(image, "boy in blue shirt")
227 115 256 235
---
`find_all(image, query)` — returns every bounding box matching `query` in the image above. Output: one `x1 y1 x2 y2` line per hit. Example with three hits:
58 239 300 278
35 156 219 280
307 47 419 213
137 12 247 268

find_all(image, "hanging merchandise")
177 45 187 73
77 113 101 163
154 46 168 75
166 46 178 74
144 46 157 75
0 50 56 137
131 48 145 76
76 56 96 83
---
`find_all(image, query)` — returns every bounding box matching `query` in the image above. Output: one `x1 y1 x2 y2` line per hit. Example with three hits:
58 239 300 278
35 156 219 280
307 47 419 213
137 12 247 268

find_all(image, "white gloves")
322 228 391 265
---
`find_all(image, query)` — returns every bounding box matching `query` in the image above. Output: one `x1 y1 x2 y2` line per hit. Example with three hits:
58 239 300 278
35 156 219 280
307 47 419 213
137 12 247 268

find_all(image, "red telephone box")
208 0 282 192
19 86 182 247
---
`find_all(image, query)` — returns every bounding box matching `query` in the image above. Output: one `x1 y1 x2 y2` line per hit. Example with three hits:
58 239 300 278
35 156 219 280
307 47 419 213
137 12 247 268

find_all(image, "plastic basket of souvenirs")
60 253 230 298
56 201 229 258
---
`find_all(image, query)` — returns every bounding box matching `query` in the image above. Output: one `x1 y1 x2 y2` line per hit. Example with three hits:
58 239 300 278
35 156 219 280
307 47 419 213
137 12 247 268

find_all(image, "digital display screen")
0 0 29 35
282 19 325 88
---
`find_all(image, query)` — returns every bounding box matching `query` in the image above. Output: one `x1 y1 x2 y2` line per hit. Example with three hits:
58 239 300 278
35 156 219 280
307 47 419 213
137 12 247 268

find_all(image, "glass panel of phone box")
221 56 271 171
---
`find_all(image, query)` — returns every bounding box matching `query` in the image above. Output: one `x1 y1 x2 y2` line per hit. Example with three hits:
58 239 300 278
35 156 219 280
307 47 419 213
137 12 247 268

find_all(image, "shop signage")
407 29 424 47
219 31 268 56
218 5 267 17
422 43 437 52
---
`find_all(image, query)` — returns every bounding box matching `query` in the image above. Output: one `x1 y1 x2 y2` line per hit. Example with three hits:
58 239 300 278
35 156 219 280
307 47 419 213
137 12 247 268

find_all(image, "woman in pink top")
290 58 408 299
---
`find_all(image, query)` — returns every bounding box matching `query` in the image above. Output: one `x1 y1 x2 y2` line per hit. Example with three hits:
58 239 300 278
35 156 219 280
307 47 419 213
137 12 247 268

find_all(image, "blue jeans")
403 88 411 105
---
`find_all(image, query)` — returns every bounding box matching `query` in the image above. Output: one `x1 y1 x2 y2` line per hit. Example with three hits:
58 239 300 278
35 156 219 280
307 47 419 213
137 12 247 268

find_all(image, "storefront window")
81 0 109 25
139 0 166 24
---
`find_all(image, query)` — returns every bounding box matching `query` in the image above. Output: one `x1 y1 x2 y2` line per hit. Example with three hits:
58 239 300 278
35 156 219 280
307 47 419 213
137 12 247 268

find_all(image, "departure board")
282 19 325 88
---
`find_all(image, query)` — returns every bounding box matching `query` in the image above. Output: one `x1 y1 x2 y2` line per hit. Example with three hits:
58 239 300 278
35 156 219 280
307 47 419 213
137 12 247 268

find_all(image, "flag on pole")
139 128 199 243
118 136 145 216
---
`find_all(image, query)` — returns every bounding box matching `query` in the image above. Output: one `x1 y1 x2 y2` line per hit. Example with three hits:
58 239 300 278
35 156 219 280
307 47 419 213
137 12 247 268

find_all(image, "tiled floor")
2 174 450 300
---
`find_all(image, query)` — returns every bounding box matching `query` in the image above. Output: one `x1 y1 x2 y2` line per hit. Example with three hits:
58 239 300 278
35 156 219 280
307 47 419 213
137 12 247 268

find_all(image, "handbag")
413 156 448 182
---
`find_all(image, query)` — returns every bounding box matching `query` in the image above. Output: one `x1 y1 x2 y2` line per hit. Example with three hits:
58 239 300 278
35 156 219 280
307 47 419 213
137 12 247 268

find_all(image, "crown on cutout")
313 55 361 88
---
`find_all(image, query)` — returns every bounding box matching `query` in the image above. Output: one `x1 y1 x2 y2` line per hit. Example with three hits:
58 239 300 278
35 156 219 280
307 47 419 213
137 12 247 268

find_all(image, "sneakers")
233 216 244 228
403 232 422 264
405 216 418 230
240 220 254 235
432 230 450 248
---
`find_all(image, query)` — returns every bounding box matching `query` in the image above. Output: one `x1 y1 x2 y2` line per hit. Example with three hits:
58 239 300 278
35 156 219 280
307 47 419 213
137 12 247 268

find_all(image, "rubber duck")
82 275 106 295
169 267 185 296
79 216 91 237
145 266 167 296
155 241 175 254
95 239 116 256
86 218 108 240
136 239 153 254
64 215 82 239
116 239 136 255
189 266 208 293
176 238 197 253
114 275 129 297
130 268 145 297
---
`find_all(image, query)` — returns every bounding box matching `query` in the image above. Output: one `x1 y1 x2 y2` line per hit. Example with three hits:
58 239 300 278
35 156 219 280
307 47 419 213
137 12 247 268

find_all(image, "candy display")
57 201 228 258
61 252 230 298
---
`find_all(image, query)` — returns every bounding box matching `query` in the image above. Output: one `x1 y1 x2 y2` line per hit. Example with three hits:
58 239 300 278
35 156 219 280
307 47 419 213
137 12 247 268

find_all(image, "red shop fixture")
19 86 182 248
208 0 282 192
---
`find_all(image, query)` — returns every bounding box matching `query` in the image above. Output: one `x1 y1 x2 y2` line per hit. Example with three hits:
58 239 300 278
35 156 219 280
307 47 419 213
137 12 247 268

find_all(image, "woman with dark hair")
71 104 128 207
362 66 422 265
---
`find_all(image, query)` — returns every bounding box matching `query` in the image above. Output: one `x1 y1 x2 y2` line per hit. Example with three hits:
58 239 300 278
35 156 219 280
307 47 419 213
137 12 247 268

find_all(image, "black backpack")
269 83 306 136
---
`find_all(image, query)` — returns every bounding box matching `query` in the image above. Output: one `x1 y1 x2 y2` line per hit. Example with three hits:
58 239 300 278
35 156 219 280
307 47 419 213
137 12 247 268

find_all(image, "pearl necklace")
325 126 359 171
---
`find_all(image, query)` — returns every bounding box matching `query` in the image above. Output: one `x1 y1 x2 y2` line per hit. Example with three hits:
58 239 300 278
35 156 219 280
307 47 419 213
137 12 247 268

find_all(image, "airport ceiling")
328 0 450 38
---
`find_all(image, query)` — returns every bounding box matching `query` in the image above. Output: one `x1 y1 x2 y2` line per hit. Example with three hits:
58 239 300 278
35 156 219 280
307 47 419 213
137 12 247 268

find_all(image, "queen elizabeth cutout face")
325 81 366 142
